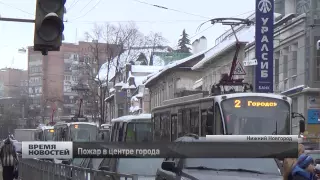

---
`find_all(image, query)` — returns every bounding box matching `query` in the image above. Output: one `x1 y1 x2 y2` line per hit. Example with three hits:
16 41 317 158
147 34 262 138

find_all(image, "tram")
99 123 111 141
110 114 152 142
53 122 99 142
152 92 305 142
35 125 54 141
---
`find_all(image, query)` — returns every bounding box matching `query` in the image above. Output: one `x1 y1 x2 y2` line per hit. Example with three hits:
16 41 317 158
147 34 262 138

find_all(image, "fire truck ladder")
197 18 254 94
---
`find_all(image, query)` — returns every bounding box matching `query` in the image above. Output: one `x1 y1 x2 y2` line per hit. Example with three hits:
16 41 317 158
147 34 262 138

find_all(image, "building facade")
144 37 209 110
190 0 320 135
0 68 28 98
27 41 113 123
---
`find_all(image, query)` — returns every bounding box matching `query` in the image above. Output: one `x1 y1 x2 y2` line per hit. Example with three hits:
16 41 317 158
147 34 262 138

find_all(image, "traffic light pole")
0 17 35 23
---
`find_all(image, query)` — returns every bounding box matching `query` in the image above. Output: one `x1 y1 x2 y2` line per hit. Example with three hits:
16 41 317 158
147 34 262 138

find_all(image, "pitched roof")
143 49 209 86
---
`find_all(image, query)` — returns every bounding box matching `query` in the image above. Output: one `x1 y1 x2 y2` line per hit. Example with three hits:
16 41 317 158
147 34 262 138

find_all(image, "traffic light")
33 0 66 55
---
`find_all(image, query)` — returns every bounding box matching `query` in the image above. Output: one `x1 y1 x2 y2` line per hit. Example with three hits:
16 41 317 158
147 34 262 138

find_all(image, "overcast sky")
0 0 255 70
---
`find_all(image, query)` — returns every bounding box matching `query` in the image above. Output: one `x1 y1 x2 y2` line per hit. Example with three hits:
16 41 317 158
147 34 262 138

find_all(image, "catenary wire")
0 1 34 16
129 0 210 19
67 0 81 11
68 0 103 21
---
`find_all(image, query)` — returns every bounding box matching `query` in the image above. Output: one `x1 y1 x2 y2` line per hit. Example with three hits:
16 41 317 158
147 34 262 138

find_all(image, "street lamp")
18 47 27 53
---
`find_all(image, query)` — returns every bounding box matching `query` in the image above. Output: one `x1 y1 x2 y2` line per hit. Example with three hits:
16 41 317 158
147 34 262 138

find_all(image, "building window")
65 76 71 81
316 54 320 81
275 0 285 15
292 51 298 76
296 0 310 14
283 54 288 79
274 51 280 86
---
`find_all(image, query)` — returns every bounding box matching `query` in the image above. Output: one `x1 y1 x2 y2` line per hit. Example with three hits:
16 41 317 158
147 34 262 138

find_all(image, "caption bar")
22 141 73 159
205 135 299 142
21 135 298 159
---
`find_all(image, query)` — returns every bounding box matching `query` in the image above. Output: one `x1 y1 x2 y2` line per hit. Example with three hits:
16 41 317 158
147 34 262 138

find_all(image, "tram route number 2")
234 100 241 108
233 99 278 108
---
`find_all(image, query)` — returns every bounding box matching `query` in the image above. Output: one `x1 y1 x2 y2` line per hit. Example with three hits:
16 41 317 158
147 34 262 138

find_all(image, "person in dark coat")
291 154 317 180
0 137 18 180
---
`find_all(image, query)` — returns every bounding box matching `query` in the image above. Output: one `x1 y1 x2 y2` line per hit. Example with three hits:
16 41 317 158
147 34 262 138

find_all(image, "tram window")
171 114 177 141
207 108 214 135
190 108 199 135
125 123 135 142
201 110 207 136
118 123 124 142
160 113 170 141
177 110 183 137
214 104 224 134
112 123 119 142
182 109 191 135
154 114 161 141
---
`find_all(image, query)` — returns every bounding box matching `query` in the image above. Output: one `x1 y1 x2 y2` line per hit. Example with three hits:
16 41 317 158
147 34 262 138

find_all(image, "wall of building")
0 68 28 98
201 45 249 92
149 69 202 110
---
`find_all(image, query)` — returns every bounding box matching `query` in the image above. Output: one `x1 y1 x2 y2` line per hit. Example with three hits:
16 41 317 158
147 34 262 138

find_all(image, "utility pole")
42 55 48 123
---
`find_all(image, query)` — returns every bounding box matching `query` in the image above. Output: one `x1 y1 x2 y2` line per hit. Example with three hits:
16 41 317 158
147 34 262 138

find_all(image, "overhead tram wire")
170 10 254 49
68 0 103 22
66 19 207 24
0 1 34 16
79 0 95 12
67 0 81 11
130 0 210 19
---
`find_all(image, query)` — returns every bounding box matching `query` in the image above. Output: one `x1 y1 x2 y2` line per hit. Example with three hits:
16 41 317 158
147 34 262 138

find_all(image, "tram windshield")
221 96 290 135
125 122 152 142
70 124 98 141
44 129 54 141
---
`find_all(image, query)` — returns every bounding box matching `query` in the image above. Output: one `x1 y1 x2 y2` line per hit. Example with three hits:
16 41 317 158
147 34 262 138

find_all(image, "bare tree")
76 22 167 124
144 32 168 65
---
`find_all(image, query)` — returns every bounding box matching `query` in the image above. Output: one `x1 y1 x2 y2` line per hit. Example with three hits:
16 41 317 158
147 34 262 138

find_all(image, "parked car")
156 135 283 180
68 157 163 180
305 150 320 164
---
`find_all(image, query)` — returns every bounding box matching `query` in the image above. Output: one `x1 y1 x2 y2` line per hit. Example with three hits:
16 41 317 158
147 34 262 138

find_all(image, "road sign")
232 61 246 75
243 59 258 66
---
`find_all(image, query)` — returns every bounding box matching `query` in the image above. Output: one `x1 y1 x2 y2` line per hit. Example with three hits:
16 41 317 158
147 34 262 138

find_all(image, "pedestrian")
283 144 305 180
0 136 18 180
291 154 317 180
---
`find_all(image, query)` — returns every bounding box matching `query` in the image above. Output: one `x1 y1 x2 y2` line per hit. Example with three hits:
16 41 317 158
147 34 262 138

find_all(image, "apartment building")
28 41 115 123
0 68 28 98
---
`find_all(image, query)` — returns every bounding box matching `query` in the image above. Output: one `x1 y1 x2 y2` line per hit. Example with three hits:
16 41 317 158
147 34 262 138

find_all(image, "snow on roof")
153 55 166 66
280 85 305 94
117 47 169 66
111 113 151 122
109 88 115 93
134 76 148 86
144 48 209 85
0 97 13 100
131 65 163 73
115 81 125 87
136 92 143 98
192 25 255 70
95 61 116 82
193 78 203 89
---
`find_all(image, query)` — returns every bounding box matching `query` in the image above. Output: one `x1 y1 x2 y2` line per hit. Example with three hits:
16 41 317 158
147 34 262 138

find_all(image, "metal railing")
18 158 138 180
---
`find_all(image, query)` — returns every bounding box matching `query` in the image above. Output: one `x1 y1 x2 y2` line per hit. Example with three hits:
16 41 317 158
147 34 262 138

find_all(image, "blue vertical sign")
255 0 274 93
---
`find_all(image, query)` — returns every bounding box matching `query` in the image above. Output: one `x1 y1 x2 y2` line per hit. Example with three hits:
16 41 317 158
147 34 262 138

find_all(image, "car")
305 150 320 164
69 157 163 179
156 134 283 180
